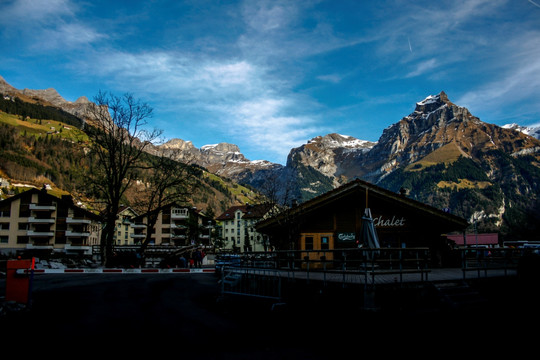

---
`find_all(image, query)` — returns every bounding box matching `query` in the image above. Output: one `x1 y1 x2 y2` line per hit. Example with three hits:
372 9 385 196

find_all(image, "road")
1 272 538 358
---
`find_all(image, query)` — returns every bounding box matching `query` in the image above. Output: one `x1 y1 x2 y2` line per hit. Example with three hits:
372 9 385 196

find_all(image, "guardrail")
459 246 523 279
217 248 432 300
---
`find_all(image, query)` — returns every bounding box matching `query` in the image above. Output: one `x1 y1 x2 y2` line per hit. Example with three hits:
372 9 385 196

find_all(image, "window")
0 223 9 230
305 236 314 250
321 236 329 250
0 236 8 244
17 236 29 244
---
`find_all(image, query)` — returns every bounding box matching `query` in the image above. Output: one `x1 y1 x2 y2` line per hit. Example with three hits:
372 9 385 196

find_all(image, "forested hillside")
0 97 258 215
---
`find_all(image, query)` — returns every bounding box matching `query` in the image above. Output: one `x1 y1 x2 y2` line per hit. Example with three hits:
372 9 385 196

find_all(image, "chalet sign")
373 215 406 228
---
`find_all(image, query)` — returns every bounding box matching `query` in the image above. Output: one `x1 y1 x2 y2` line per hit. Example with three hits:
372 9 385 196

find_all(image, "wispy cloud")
0 0 105 50
456 32 540 119
405 58 438 78
76 47 323 162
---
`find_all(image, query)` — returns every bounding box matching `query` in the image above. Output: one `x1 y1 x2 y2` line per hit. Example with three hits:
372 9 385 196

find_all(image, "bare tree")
255 166 301 250
131 148 199 256
85 91 162 266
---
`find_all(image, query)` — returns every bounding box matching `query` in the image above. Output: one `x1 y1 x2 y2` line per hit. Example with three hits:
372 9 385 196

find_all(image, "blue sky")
1 0 540 164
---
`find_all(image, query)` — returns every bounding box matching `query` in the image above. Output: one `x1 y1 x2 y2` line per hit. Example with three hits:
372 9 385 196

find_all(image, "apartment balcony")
66 230 91 237
65 243 92 255
130 223 147 229
130 233 146 239
171 209 189 220
27 217 55 223
27 230 54 237
199 234 210 239
29 204 56 211
171 234 186 239
26 243 53 250
171 224 187 229
66 217 92 224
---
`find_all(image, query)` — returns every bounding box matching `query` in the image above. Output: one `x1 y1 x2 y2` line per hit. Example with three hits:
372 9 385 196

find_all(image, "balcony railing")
27 230 54 237
171 209 189 219
27 217 55 223
26 243 53 250
66 217 92 224
29 204 56 211
130 223 147 229
130 233 146 239
66 230 91 237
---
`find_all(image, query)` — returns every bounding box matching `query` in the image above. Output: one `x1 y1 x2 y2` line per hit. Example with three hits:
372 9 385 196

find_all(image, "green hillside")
0 103 258 214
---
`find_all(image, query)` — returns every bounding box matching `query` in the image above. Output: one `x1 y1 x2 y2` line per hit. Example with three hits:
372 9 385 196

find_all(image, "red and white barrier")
16 268 215 274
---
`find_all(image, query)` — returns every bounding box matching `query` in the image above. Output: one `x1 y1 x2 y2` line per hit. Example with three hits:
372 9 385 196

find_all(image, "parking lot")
1 272 353 358
1 271 539 358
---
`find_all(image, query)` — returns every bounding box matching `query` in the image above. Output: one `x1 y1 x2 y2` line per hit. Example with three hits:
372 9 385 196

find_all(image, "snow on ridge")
308 133 373 149
201 144 218 150
416 94 440 106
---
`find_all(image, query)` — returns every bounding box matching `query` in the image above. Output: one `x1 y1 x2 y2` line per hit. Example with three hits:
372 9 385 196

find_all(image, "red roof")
447 233 499 245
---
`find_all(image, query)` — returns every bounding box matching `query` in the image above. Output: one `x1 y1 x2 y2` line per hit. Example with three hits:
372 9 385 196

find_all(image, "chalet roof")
257 178 468 232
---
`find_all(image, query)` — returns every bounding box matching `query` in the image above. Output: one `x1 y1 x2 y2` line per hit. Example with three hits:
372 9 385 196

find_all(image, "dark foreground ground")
1 272 539 358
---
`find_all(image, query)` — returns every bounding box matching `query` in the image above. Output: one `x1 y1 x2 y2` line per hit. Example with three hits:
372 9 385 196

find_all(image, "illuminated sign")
337 232 356 242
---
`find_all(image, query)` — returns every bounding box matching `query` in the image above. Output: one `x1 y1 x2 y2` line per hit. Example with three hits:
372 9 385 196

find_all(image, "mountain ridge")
2 75 540 239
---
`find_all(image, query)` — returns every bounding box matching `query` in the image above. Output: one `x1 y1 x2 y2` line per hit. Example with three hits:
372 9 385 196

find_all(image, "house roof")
132 202 209 221
216 203 273 221
257 178 469 232
447 233 499 245
0 187 101 221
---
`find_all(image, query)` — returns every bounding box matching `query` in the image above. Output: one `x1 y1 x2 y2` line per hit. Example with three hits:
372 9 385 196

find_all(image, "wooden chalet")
256 179 469 266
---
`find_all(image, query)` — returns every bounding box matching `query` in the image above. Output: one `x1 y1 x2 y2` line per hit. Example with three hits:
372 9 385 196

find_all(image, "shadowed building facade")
256 179 469 266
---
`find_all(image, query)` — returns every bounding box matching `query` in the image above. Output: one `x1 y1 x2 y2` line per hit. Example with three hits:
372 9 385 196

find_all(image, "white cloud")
77 48 322 162
242 0 298 32
0 0 75 23
405 58 438 78
225 98 320 160
317 74 343 83
456 33 540 117
201 61 256 88
0 0 104 50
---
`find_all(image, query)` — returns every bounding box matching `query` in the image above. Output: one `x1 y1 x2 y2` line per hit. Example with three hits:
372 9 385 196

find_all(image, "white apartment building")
216 204 271 252
131 203 210 247
0 187 102 256
113 206 138 246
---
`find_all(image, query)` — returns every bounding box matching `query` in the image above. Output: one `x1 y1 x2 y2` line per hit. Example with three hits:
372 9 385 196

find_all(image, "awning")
447 233 499 246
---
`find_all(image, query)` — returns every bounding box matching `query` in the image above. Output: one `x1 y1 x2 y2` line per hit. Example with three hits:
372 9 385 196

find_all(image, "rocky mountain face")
238 91 540 239
154 139 281 180
287 133 375 186
0 75 91 123
358 91 540 183
368 92 540 238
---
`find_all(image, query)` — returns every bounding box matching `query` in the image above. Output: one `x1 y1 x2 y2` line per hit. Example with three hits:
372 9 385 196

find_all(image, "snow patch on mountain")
503 123 540 140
